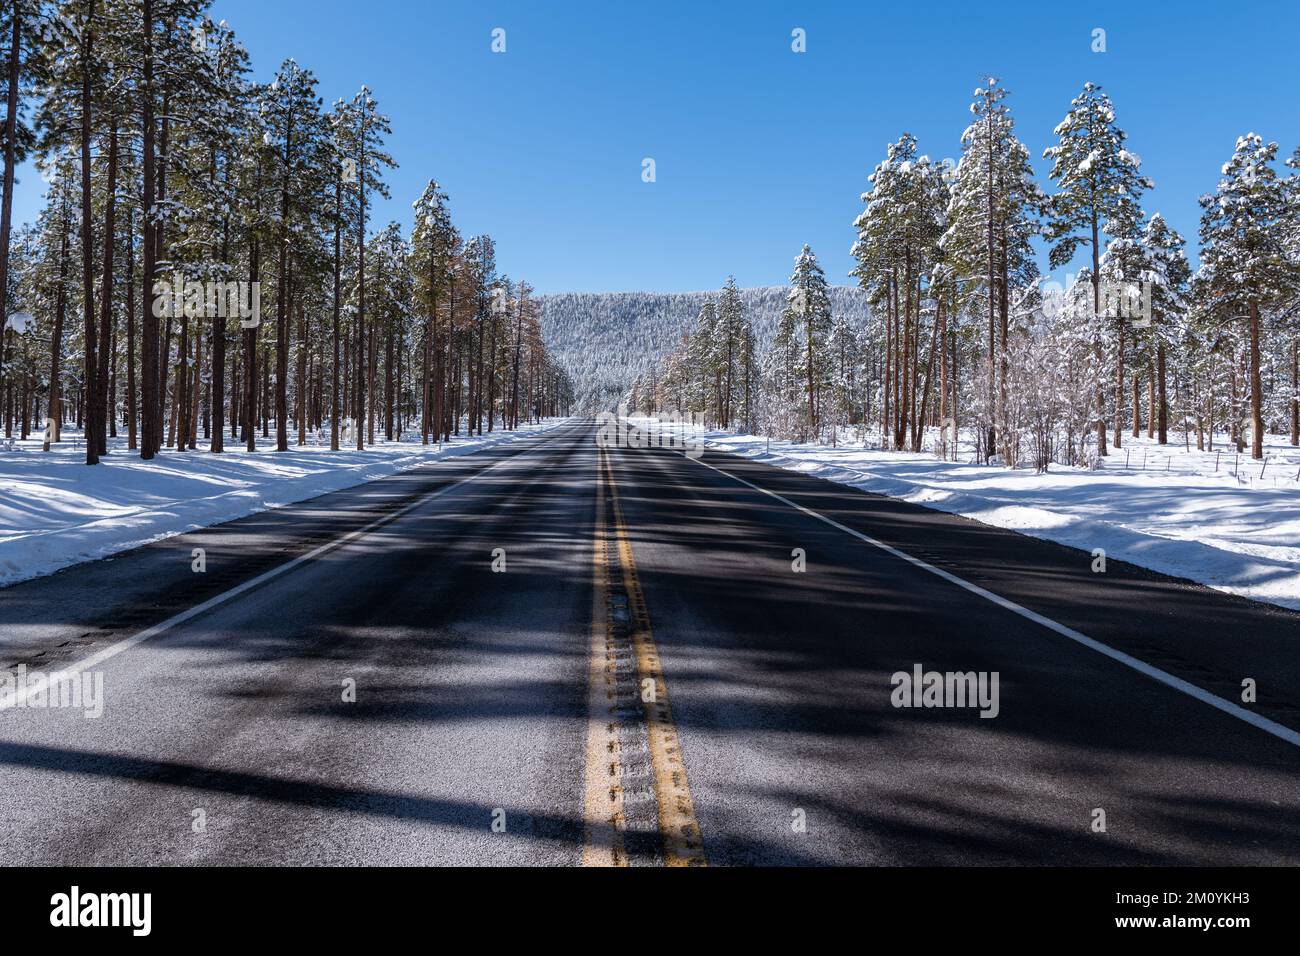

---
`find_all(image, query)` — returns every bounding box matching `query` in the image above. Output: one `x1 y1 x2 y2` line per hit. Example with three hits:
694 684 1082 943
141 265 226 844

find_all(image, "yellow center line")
583 447 706 867
582 446 626 866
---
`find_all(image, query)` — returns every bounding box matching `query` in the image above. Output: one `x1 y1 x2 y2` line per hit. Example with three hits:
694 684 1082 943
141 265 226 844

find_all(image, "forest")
629 80 1300 468
0 0 574 468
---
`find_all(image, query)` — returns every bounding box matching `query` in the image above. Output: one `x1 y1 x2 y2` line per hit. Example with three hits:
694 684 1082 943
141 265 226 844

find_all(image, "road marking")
603 449 706 866
689 452 1300 751
582 448 706 866
581 448 626 866
0 428 571 714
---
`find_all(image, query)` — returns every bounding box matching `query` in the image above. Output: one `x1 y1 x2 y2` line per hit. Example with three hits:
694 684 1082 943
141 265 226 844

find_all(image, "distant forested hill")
538 286 872 410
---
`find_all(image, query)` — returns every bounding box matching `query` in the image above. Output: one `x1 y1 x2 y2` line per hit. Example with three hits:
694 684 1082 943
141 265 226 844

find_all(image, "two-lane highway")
1 419 1297 865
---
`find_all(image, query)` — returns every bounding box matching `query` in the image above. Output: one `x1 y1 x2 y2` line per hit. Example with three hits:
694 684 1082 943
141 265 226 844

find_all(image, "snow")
630 417 1300 613
0 419 571 588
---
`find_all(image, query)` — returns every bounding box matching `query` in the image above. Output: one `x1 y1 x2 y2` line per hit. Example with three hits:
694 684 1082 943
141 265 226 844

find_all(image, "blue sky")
12 0 1300 293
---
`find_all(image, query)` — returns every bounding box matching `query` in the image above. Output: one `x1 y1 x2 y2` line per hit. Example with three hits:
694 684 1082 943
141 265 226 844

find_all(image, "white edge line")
689 452 1300 750
0 428 562 712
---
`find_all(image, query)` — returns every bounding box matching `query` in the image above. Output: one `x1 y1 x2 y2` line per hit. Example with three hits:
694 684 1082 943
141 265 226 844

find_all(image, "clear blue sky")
13 0 1300 293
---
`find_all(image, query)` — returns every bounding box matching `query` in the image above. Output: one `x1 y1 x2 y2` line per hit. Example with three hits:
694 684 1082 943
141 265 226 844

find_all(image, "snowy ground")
630 416 1300 613
0 419 571 588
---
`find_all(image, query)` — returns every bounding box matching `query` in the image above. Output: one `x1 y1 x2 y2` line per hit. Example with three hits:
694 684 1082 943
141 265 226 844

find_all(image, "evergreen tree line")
631 80 1300 466
0 0 573 466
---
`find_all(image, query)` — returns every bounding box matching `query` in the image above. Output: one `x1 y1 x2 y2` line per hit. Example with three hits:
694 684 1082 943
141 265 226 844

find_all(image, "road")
1 417 1298 865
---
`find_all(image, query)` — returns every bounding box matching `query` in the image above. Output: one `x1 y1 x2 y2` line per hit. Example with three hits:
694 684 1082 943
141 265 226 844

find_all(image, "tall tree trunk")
1131 371 1140 439
1249 299 1263 460
1089 194 1108 457
985 104 997 460
511 290 523 431
1290 337 1298 447
900 250 913 450
440 276 453 441
174 315 189 451
1145 364 1154 438
882 273 892 449
913 299 940 453
950 295 960 462
355 115 367 451
261 339 270 437
244 237 258 451
0 1 21 345
384 305 394 440
153 89 172 454
275 107 292 452
297 288 306 446
189 319 200 448
1113 316 1125 449
139 0 158 460
126 205 136 449
475 308 485 435
805 296 816 441
96 120 118 457
937 295 948 459
45 209 71 451
331 174 341 450
78 1 99 465
210 211 228 452
108 303 117 436
1157 342 1168 445
367 316 376 443
486 313 497 433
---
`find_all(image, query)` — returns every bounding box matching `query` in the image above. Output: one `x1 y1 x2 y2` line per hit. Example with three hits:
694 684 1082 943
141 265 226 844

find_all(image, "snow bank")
0 420 571 588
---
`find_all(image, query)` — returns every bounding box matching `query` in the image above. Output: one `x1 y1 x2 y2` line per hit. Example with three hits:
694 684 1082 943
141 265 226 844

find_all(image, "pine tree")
943 80 1041 461
1198 133 1298 460
1042 82 1151 455
685 299 718 423
409 178 455 443
462 233 496 435
855 133 950 451
335 87 394 448
257 60 325 451
1141 213 1190 444
715 277 747 428
788 244 832 439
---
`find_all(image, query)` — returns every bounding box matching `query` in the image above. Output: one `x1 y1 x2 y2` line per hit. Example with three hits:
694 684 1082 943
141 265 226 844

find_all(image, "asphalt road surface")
2 418 1298 865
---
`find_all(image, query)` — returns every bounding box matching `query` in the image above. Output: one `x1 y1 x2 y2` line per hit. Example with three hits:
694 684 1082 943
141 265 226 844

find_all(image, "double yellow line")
582 446 706 867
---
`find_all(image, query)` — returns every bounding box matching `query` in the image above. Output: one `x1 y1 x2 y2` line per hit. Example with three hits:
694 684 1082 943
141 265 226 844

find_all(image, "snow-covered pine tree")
1197 133 1298 459
853 133 948 451
1139 214 1191 444
336 85 395 447
942 80 1042 463
257 59 326 451
787 243 832 440
1042 82 1151 455
715 276 746 428
685 299 718 425
410 178 455 443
